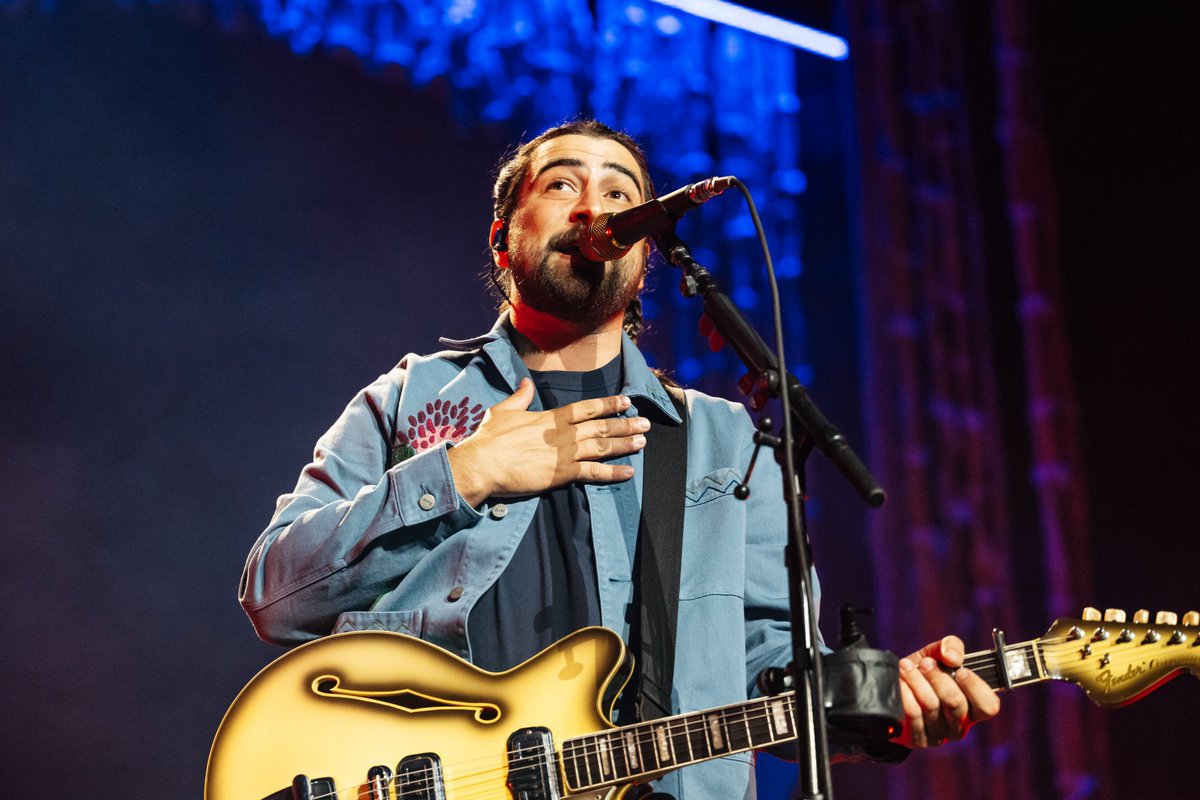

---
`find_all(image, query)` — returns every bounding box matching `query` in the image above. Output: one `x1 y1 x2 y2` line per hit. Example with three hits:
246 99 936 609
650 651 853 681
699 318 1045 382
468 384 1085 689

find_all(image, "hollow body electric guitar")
207 608 1199 800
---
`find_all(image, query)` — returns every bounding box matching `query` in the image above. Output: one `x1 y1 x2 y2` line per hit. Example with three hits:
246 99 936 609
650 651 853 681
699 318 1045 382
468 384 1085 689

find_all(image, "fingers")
896 637 1001 750
547 394 648 466
558 393 633 423
492 377 536 411
955 664 1001 722
570 413 650 456
910 635 965 667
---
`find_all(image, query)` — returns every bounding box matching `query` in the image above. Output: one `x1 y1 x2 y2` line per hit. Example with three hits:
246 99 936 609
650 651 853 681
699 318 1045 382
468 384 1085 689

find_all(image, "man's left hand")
893 636 1000 749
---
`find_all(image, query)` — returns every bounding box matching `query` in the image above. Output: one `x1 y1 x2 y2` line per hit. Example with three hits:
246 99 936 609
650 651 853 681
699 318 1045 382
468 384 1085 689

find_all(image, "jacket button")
490 503 508 519
447 586 465 601
418 493 436 511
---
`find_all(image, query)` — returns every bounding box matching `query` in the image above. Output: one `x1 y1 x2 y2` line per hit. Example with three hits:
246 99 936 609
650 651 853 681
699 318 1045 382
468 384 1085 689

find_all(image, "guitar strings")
270 633 1197 800
286 699 796 800
301 643 1046 800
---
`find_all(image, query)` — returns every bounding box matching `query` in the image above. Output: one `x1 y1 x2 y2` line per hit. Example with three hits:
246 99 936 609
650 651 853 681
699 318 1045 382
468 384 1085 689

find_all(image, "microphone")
578 176 735 262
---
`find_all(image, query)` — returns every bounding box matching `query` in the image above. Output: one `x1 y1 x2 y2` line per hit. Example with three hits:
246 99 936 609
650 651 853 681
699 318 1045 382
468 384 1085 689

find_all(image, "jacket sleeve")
239 368 483 646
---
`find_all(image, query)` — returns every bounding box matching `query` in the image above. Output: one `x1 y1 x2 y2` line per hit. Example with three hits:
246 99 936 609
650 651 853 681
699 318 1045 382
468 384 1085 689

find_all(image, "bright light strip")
647 0 848 59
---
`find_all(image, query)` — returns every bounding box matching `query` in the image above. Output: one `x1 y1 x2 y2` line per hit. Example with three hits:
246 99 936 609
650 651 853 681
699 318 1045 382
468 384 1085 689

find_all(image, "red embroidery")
397 397 485 453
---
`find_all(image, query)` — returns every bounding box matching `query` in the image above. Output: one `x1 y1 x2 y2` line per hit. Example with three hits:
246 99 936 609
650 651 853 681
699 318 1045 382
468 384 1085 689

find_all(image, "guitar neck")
560 640 1046 793
560 692 799 792
562 614 1200 794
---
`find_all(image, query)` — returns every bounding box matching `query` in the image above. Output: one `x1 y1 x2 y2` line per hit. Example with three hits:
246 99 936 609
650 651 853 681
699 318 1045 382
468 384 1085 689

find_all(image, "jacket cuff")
388 442 484 529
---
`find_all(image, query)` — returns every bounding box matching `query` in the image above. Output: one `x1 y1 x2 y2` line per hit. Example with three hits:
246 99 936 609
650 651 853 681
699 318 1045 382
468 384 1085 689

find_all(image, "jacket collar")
439 314 681 423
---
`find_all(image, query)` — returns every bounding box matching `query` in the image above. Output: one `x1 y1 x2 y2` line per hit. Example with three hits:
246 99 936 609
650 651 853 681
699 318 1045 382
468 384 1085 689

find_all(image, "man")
240 119 999 798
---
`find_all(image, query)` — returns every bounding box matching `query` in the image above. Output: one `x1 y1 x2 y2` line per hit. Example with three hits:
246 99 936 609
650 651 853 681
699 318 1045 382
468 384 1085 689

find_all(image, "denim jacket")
241 317 814 799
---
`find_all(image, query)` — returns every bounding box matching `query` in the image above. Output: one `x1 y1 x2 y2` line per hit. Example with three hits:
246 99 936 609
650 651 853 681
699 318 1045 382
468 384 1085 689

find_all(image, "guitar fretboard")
559 638 1049 792
962 639 1045 690
560 693 798 792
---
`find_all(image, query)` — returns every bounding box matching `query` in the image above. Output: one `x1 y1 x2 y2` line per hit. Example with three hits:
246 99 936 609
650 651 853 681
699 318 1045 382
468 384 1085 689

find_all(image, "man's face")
501 134 649 331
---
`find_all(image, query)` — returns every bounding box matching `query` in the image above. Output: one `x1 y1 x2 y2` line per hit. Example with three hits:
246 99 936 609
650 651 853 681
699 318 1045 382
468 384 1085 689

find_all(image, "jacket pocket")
683 467 741 507
332 609 425 636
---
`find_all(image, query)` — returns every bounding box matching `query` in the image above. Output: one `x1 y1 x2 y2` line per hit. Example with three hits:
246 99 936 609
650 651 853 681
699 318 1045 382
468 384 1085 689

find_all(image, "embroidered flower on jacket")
389 397 485 467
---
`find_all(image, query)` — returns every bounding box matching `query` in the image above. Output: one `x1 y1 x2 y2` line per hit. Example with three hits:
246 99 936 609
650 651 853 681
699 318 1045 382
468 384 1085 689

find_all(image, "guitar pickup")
395 753 445 800
260 775 336 800
507 727 562 800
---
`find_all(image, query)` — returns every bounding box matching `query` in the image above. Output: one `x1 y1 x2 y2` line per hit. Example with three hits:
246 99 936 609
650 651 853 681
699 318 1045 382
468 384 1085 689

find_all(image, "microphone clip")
733 415 782 500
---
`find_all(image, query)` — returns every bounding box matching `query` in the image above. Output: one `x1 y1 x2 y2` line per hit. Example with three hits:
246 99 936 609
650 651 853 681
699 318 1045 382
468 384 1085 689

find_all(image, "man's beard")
510 226 645 331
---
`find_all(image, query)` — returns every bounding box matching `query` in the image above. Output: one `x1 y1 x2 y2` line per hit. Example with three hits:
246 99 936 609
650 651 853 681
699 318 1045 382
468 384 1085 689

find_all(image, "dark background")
1 1 1197 798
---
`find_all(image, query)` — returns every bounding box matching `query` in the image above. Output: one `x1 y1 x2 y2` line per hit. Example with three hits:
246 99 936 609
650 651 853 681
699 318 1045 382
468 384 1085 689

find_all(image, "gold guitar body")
206 627 632 800
208 608 1200 800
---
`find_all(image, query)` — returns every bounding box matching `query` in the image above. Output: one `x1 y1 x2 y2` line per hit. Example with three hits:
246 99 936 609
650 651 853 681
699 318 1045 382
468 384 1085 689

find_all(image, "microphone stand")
656 228 885 800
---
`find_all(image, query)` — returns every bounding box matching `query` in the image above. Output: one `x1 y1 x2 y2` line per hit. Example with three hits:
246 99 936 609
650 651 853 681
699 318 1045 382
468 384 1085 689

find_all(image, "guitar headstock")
1038 608 1200 707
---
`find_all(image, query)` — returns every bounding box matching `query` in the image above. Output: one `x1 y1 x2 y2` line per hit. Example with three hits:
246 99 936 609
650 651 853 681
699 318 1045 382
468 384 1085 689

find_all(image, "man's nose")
569 185 605 224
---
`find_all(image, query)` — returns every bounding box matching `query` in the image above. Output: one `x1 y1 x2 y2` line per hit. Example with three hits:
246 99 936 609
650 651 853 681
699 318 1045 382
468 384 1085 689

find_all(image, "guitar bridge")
507 727 562 800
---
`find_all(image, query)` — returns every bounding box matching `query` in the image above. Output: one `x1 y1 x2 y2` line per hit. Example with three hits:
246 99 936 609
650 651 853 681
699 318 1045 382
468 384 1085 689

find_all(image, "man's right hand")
446 378 650 508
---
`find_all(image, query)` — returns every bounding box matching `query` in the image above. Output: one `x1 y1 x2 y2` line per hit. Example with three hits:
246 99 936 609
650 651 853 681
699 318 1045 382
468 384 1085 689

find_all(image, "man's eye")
608 189 633 201
547 179 575 191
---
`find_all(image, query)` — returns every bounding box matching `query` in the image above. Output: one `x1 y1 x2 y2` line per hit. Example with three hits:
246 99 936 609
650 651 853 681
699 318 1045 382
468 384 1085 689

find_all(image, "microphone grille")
578 213 630 262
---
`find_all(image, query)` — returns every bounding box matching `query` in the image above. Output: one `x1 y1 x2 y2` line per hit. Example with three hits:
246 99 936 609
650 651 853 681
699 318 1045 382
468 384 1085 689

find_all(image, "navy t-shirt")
467 355 623 672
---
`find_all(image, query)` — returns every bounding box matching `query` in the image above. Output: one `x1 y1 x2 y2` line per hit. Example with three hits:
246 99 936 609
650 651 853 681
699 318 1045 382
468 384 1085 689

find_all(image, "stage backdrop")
1 2 1197 800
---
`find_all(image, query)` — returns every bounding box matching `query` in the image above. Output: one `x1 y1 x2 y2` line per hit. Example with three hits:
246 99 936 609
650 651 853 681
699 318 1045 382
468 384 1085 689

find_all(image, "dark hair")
488 119 656 342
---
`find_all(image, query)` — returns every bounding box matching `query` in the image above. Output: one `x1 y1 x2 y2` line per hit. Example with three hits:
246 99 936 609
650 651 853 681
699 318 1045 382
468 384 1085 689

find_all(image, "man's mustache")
547 225 587 252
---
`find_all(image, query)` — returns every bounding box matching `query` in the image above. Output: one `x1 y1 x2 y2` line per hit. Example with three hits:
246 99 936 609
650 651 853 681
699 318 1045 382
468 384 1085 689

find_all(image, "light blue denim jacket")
241 317 816 799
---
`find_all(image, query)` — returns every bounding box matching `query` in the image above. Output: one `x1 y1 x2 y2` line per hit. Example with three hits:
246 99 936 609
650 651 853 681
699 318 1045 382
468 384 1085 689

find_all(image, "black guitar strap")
630 384 688 722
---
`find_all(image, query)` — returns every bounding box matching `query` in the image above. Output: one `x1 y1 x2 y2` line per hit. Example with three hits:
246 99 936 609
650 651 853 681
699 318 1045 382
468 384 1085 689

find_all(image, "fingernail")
618 394 631 408
955 667 972 682
634 418 651 431
632 435 647 447
919 657 936 673
617 466 635 479
899 658 915 672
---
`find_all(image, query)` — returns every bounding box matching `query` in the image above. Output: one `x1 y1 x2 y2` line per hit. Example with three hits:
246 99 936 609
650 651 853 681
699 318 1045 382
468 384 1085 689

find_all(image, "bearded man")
240 119 999 799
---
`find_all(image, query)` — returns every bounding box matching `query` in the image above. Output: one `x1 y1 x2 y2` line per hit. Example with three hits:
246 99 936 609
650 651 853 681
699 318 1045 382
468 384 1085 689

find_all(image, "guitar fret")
768 697 791 738
725 708 752 752
638 724 660 772
747 702 773 747
675 716 696 764
580 735 596 787
707 713 727 752
655 724 673 764
609 730 629 779
623 729 641 774
598 733 613 778
688 715 713 760
564 739 584 789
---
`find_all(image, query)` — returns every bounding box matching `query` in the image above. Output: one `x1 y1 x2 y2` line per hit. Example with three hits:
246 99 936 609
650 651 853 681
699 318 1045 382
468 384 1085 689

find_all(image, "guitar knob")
1132 609 1150 624
1082 607 1102 621
1155 611 1179 626
1182 611 1199 627
1103 608 1127 623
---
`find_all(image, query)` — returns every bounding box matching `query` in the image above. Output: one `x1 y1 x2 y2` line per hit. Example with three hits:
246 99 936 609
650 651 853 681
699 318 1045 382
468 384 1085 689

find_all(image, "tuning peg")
1182 611 1199 627
1082 607 1101 621
1103 608 1127 623
1132 609 1150 624
1155 611 1179 626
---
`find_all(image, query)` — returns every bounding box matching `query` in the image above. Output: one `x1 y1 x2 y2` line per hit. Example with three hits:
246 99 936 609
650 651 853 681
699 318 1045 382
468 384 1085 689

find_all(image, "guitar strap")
629 384 688 722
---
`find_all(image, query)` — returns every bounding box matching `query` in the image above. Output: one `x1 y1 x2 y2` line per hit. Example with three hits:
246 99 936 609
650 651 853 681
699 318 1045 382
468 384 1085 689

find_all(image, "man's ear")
489 218 509 269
